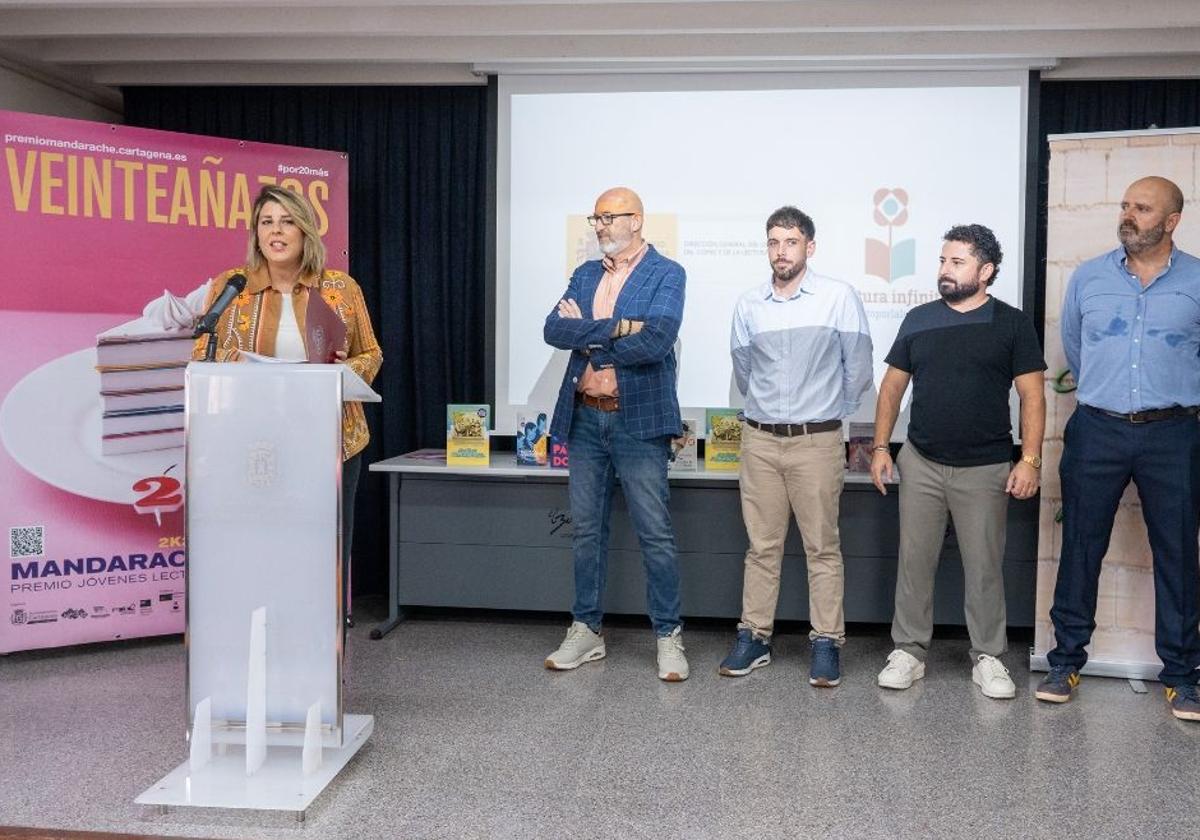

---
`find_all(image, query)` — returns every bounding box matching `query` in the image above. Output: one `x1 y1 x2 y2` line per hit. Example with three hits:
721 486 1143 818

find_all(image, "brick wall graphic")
1036 128 1200 677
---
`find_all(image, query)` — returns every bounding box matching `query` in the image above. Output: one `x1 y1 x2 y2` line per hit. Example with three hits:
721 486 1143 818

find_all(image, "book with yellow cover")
704 409 742 471
447 404 490 467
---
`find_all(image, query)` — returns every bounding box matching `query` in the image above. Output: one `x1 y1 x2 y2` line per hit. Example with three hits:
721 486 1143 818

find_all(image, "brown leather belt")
746 417 841 437
577 392 620 412
1086 404 1199 424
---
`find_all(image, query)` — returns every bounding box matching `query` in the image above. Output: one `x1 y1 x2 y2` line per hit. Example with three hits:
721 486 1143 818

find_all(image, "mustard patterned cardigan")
192 265 384 460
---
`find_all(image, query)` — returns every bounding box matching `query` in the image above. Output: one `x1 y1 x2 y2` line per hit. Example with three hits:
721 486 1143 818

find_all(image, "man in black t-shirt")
869 224 1046 700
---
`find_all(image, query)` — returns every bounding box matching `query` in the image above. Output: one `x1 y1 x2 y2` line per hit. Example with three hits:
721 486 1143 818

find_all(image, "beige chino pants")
891 442 1010 662
737 424 846 641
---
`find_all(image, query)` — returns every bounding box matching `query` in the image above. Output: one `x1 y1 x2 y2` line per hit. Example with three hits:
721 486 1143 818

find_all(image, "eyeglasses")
586 212 637 227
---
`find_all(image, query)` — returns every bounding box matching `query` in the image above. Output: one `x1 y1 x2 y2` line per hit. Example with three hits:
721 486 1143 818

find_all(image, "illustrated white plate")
0 348 185 504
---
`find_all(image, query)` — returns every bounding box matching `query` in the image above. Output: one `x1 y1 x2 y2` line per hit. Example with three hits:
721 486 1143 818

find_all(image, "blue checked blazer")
544 245 685 441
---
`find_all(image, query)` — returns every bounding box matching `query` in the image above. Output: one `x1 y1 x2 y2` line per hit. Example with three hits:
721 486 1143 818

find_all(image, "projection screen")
496 72 1030 438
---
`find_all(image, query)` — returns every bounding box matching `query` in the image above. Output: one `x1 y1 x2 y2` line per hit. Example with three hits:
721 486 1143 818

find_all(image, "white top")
275 296 306 361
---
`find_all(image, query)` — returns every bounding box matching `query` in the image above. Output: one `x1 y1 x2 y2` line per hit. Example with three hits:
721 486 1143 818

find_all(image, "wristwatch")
1021 453 1042 470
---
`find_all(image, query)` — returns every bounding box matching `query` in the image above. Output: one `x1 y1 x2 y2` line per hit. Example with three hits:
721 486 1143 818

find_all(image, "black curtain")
1035 79 1200 337
123 86 489 596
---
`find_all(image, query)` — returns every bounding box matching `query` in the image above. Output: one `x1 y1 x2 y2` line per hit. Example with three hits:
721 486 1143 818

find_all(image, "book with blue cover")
516 411 549 466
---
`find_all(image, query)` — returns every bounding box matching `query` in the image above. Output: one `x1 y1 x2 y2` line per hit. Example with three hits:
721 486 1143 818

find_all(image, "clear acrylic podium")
137 362 378 817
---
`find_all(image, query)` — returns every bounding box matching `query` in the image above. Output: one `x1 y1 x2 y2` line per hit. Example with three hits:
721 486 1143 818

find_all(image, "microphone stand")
194 321 219 362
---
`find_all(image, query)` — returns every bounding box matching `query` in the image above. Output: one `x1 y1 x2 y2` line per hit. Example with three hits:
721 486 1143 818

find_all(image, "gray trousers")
892 443 1010 662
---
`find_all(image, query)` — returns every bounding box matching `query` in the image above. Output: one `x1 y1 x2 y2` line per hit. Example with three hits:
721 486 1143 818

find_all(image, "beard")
938 274 982 303
597 229 632 256
1118 219 1166 254
772 258 805 284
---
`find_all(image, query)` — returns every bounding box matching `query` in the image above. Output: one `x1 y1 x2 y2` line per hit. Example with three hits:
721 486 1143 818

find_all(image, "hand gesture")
557 298 582 319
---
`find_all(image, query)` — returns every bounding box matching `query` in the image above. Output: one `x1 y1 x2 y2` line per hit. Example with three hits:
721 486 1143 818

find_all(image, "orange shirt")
192 265 383 460
578 240 648 397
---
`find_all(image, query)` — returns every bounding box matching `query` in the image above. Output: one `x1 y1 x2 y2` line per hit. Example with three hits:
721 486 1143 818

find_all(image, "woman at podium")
193 185 383 616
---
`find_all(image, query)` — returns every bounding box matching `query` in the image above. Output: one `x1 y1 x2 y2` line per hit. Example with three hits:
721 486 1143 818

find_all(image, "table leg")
370 472 406 639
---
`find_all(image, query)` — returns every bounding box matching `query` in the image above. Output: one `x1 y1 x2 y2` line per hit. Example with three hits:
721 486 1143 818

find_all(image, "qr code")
10 525 44 558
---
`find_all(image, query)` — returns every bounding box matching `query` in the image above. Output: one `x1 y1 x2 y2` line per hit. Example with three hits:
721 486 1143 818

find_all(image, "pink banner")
0 109 349 653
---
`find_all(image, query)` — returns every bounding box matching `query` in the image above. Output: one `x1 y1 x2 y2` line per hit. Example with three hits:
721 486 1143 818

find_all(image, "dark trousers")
1048 405 1200 687
342 454 362 616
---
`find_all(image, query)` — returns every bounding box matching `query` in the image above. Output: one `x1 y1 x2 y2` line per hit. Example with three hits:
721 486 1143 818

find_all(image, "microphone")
193 274 247 337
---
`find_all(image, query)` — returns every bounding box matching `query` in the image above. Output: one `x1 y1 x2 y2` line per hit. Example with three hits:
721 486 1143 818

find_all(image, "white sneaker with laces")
972 654 1016 699
656 627 689 682
877 648 925 689
544 621 606 670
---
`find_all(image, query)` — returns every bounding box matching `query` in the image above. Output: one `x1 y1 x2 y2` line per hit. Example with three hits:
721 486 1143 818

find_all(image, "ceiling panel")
0 0 1194 99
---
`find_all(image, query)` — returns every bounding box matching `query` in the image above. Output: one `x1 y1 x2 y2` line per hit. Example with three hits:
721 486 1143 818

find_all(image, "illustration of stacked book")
96 283 208 456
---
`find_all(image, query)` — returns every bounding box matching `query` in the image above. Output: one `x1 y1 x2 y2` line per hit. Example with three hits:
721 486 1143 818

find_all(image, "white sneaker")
656 627 689 682
877 648 925 689
972 654 1016 699
544 621 606 670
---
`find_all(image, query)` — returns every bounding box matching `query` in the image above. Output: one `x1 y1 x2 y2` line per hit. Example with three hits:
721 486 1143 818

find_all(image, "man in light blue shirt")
1039 176 1200 721
719 206 873 686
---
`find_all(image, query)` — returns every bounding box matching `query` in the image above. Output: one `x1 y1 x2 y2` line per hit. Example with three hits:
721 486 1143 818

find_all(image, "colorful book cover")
670 417 699 471
846 422 874 473
704 409 742 471
446 404 490 467
516 411 549 466
550 434 569 469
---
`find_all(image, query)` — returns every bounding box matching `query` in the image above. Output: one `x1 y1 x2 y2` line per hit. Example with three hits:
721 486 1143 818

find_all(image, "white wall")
0 62 120 123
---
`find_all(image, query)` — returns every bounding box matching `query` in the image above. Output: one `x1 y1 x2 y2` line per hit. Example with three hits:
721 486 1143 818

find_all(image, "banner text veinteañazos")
4 145 332 234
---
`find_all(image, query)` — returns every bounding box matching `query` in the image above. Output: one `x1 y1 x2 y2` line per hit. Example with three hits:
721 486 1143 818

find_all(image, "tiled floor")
2 606 1198 840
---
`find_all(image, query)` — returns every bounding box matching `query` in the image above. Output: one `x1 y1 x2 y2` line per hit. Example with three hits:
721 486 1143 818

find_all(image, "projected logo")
565 214 679 278
865 188 915 282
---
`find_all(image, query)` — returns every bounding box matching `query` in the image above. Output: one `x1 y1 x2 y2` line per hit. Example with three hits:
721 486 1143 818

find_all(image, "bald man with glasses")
543 187 690 681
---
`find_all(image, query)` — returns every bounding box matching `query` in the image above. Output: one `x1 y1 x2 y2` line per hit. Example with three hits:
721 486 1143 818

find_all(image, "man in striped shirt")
719 206 873 686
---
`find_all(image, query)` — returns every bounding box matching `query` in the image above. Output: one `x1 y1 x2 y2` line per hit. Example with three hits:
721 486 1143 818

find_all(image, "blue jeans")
568 402 681 637
1048 405 1200 687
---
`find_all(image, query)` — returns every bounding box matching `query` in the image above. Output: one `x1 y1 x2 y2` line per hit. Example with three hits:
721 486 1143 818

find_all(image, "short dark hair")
766 206 815 240
943 224 1002 285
